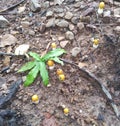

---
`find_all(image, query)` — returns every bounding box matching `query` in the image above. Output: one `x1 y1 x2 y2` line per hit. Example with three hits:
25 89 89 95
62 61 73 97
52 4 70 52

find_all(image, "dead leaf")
78 62 88 68
0 34 17 47
42 113 59 126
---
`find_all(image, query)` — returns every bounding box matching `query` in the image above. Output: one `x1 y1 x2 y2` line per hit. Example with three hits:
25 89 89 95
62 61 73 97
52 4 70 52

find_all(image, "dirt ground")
0 0 120 126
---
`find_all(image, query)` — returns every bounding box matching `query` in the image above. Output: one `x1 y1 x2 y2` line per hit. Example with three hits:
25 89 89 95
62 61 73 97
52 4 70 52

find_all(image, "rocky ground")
0 0 120 126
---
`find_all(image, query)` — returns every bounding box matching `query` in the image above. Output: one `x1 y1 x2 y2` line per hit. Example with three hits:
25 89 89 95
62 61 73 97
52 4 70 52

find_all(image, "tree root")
60 58 120 119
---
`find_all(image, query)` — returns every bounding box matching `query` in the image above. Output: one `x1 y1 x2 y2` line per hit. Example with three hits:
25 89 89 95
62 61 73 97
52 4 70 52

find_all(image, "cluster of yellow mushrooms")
31 42 69 115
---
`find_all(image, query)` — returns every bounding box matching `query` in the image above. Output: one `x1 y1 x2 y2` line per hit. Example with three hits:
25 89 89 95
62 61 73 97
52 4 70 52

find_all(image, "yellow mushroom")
57 69 63 75
98 2 105 14
59 74 65 81
93 39 99 48
64 108 69 116
32 95 39 104
47 60 55 70
51 42 57 49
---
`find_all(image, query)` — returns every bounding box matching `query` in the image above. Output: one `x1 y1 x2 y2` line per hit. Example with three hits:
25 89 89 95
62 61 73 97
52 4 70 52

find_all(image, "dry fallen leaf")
78 62 88 68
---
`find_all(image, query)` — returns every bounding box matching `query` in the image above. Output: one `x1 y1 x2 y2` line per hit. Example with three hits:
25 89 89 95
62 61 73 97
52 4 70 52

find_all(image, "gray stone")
39 23 46 33
30 0 41 12
77 22 84 30
57 13 64 17
56 19 69 28
54 0 64 5
71 16 79 24
29 30 35 36
114 8 120 18
114 26 120 34
0 77 6 87
71 47 81 57
46 11 54 17
21 21 30 28
0 16 9 28
64 11 73 20
103 10 111 23
69 24 74 31
54 8 64 13
42 1 50 8
60 40 69 48
46 18 55 27
65 31 74 40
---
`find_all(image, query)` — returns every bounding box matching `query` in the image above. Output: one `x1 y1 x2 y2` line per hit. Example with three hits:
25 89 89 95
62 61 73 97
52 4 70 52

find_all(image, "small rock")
56 19 69 28
54 8 64 13
42 1 50 8
64 11 73 20
69 24 75 30
65 31 74 40
54 0 64 5
18 5 26 13
74 2 81 8
71 16 79 24
58 36 65 41
77 22 84 30
114 26 120 34
21 21 30 28
46 18 55 27
46 11 54 17
0 34 17 47
30 0 41 12
114 8 120 17
60 40 69 48
29 30 35 36
0 15 9 28
103 10 111 23
71 47 81 57
57 13 64 17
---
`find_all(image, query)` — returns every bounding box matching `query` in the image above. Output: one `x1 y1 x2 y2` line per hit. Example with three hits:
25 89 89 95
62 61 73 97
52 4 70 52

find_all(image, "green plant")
18 48 66 86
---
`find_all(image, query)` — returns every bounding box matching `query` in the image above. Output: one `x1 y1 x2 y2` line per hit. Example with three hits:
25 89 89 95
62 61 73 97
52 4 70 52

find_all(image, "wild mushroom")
63 108 69 116
47 60 55 70
51 42 57 50
58 74 65 81
93 39 99 48
32 95 39 104
56 69 63 75
98 2 105 15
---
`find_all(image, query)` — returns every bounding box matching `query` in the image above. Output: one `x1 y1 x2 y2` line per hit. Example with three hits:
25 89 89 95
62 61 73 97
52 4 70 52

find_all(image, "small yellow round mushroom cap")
32 95 39 102
51 42 57 49
57 69 63 75
59 74 65 81
99 2 105 9
47 60 54 66
64 108 69 115
93 39 99 45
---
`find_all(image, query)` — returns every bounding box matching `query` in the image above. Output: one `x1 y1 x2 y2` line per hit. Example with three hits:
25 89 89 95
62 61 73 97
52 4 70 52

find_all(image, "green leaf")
51 57 64 65
39 62 49 86
18 61 35 72
42 48 66 62
29 52 41 61
24 63 39 86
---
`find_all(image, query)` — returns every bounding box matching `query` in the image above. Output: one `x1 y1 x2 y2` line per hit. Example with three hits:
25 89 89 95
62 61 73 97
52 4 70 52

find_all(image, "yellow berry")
47 60 54 66
57 69 63 75
99 2 105 9
59 74 65 81
64 108 69 115
93 39 99 45
32 95 39 102
51 42 57 49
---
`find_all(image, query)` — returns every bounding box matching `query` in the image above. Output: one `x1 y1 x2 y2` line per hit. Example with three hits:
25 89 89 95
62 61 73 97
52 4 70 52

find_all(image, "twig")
0 0 26 13
60 58 120 119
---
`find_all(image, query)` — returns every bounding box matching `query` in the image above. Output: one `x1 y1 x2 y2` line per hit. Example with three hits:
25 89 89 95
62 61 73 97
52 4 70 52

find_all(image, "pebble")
30 0 41 12
54 8 64 13
77 22 84 31
60 40 69 48
64 11 73 20
57 13 64 17
46 10 54 17
0 15 9 28
103 10 111 23
0 34 17 47
69 24 75 31
21 21 30 28
113 8 120 17
39 23 46 33
46 18 55 27
42 1 50 8
54 0 64 5
56 19 69 28
29 30 35 36
114 26 120 34
71 16 79 24
65 31 74 40
71 47 81 57
0 77 6 86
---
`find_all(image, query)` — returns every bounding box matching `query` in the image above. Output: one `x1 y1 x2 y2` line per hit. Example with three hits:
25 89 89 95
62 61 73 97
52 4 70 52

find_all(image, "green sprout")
18 48 66 87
